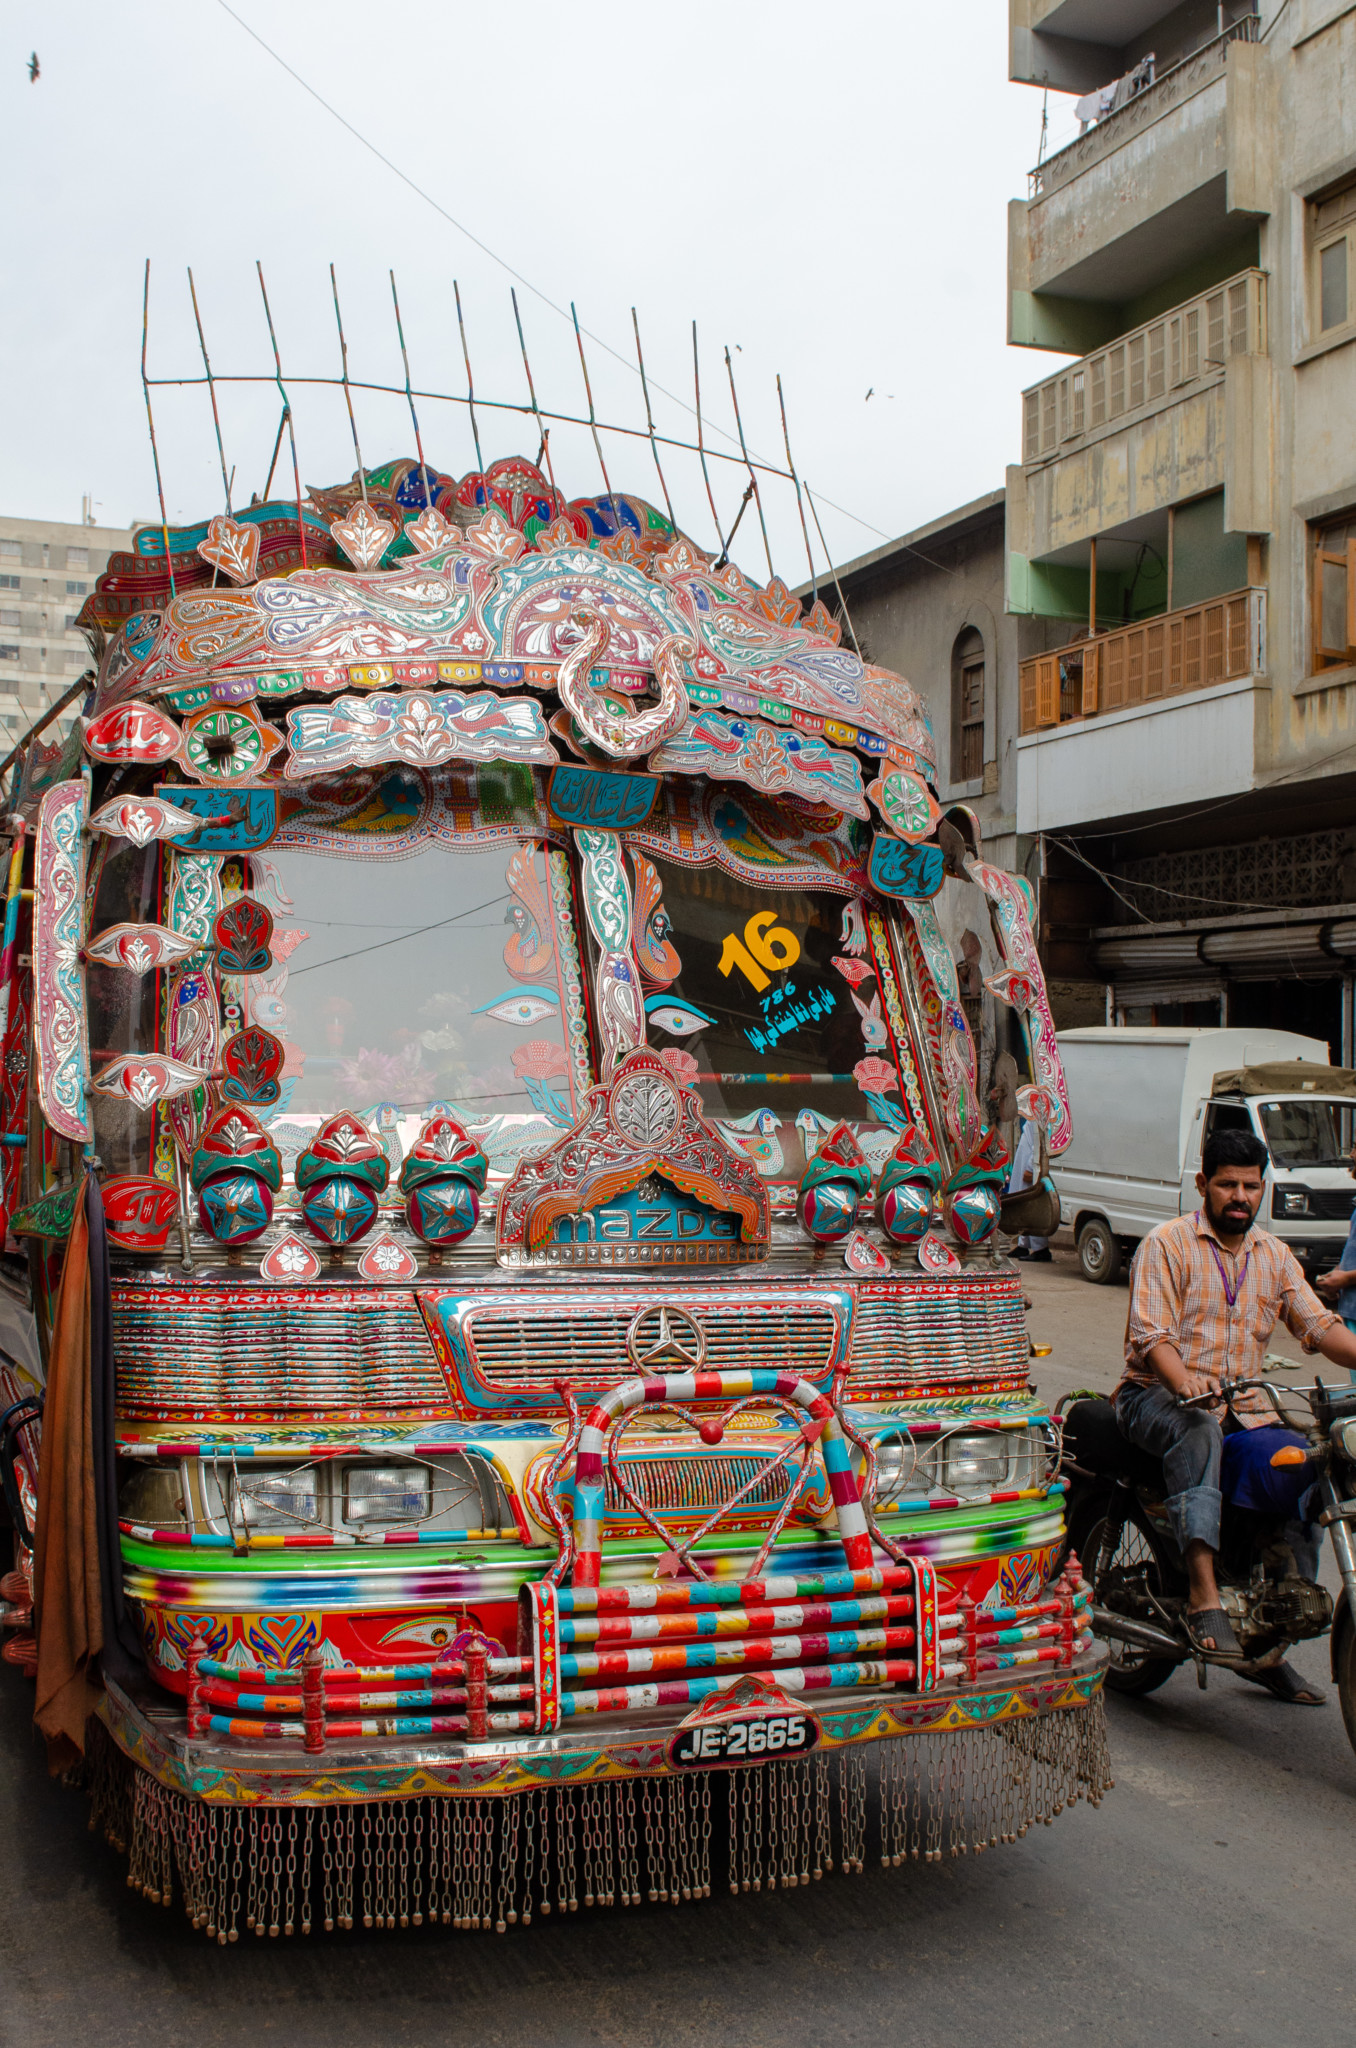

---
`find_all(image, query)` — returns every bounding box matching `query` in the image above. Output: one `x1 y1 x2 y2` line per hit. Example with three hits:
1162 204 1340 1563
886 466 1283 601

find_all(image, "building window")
66 579 86 595
64 615 79 630
0 576 18 593
0 541 18 563
1312 512 1356 670
951 628 986 784
1311 177 1356 334
0 611 17 630
0 647 18 663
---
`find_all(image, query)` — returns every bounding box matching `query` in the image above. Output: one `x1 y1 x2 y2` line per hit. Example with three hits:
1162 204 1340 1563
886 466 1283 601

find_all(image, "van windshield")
1256 1098 1354 1169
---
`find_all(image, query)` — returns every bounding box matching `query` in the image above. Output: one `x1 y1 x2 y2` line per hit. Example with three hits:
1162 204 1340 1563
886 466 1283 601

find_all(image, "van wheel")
1077 1218 1122 1285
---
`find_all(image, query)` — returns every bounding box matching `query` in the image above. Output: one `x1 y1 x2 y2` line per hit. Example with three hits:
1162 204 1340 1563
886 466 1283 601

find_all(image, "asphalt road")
0 1246 1351 2048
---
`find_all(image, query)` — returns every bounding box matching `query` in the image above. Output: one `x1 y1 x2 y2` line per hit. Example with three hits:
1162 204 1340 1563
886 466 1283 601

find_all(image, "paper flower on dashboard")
511 1039 570 1080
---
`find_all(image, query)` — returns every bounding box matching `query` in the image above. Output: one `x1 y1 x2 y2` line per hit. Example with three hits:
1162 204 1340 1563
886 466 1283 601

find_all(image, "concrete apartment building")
0 513 133 742
1006 0 1356 1058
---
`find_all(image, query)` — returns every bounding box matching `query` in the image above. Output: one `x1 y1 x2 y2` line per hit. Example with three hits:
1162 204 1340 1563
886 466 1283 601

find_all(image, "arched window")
951 628 985 784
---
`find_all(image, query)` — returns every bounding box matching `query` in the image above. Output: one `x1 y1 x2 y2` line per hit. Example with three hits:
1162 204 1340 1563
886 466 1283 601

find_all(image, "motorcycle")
1058 1369 1356 1753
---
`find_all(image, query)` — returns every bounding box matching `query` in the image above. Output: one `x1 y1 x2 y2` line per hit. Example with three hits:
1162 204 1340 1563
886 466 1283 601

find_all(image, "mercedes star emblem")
625 1303 707 1372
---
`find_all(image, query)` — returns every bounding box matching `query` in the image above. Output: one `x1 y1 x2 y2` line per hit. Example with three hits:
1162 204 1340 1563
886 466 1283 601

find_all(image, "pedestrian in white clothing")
1008 1117 1050 1263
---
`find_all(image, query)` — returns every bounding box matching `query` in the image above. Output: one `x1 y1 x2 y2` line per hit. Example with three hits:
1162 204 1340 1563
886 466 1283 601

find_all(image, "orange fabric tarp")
32 1181 102 1771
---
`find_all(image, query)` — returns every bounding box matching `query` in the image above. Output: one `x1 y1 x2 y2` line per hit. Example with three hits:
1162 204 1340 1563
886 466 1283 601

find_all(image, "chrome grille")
604 1453 793 1515
464 1300 839 1395
847 1272 1028 1393
113 1287 449 1415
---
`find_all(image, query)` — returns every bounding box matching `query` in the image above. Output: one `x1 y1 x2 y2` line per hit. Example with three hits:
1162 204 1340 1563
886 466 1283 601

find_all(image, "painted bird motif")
714 1107 784 1178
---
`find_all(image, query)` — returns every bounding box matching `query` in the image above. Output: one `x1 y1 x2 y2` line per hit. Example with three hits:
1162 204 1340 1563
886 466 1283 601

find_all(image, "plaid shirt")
1120 1211 1338 1424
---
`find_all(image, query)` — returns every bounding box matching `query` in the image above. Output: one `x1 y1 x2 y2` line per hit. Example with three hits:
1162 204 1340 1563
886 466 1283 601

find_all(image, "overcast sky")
0 0 1076 577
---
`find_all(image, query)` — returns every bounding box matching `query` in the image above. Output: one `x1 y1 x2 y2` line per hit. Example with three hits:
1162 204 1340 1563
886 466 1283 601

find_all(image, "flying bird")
28 52 40 82
864 388 874 402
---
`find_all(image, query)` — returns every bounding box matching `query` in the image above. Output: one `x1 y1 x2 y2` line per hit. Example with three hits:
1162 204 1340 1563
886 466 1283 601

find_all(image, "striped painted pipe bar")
202 1710 535 1740
527 1556 944 1732
119 1522 513 1550
198 1681 535 1713
571 1370 873 1590
195 1653 531 1685
559 1593 915 1646
559 1659 918 1718
560 1627 917 1683
555 1563 917 1615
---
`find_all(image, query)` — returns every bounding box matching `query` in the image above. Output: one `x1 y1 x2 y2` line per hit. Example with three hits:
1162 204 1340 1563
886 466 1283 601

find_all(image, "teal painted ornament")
796 1119 871 1243
197 1172 274 1246
879 1179 933 1245
944 1182 1002 1245
189 1106 283 1248
875 1120 944 1246
399 1112 488 1250
295 1110 390 1251
799 1179 860 1243
406 1177 479 1247
301 1175 380 1247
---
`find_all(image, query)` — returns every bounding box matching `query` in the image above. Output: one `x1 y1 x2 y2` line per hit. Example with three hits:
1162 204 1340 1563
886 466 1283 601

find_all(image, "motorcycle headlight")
345 1465 431 1525
231 1468 319 1530
1332 1417 1356 1462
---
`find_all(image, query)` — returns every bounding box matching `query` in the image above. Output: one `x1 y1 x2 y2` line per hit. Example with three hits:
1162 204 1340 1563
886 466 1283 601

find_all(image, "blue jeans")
1115 1381 1223 1553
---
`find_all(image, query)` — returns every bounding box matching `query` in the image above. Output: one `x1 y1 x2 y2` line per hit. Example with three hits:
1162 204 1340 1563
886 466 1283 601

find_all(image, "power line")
213 0 891 547
287 890 510 977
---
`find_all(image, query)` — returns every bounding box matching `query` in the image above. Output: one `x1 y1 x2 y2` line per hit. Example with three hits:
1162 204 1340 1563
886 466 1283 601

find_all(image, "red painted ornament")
220 1026 285 1107
213 898 273 975
100 1176 180 1253
84 699 181 766
356 1233 419 1282
259 1231 322 1282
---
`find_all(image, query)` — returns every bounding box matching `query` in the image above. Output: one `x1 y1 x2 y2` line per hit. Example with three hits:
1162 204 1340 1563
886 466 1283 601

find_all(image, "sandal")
1240 1659 1326 1706
1184 1606 1241 1657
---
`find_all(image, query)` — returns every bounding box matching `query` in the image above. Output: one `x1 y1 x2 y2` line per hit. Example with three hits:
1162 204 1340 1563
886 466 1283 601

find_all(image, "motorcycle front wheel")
1068 1496 1180 1697
1335 1607 1356 1758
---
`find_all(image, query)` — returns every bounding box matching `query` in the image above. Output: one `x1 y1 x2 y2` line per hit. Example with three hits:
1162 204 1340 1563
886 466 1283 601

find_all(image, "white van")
1051 1026 1356 1282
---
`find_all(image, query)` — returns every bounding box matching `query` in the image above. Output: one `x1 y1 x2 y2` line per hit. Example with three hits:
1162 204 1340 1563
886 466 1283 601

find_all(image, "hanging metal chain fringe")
85 1701 1111 1944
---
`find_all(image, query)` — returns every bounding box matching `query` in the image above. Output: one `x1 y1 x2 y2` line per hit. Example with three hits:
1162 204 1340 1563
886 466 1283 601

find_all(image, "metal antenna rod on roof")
259 406 288 505
630 308 677 533
725 346 775 585
389 271 433 511
777 375 817 601
511 289 561 507
140 260 176 599
256 261 308 568
186 268 234 521
453 279 485 476
805 485 862 660
329 262 368 503
692 323 730 561
571 303 625 542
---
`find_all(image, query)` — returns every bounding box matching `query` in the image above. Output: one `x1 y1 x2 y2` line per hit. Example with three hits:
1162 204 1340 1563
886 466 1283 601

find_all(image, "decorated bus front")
5 455 1105 1940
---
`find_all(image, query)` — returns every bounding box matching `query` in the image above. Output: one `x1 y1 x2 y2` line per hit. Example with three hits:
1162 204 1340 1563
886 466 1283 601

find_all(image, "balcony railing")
1027 14 1259 201
1022 270 1267 468
1018 587 1266 737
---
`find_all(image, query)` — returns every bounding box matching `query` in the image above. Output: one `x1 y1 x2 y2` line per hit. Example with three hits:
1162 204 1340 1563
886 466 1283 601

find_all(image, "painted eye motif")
645 997 715 1038
475 987 559 1026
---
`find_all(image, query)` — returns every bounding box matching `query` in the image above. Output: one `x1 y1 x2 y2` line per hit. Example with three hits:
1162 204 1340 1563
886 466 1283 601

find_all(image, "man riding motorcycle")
1115 1126 1356 1700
